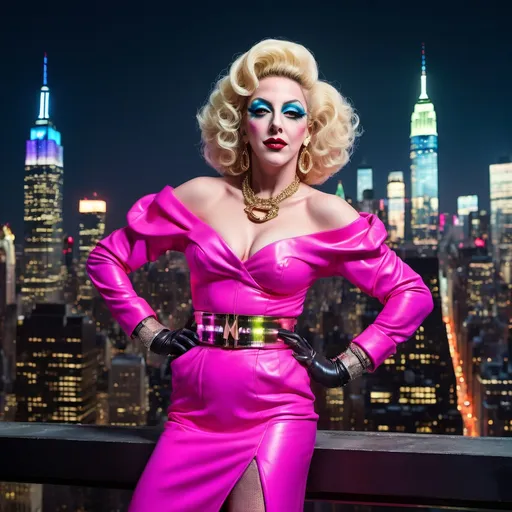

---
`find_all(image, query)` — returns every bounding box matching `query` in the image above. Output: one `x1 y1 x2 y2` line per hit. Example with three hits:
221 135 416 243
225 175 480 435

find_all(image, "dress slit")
222 458 266 512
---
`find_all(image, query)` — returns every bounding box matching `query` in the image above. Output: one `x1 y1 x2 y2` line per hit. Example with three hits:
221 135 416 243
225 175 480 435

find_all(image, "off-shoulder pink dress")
86 185 433 512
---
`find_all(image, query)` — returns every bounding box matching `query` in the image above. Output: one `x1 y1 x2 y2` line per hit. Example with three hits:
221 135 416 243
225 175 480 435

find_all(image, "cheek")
247 119 263 136
289 121 308 142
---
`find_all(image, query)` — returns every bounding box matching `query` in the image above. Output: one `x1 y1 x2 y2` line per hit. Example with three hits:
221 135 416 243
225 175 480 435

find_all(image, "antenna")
419 43 428 100
43 52 48 86
421 43 426 75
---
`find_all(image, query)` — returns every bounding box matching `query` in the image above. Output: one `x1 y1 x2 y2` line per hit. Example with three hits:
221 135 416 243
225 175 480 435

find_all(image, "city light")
443 315 478 437
79 199 107 213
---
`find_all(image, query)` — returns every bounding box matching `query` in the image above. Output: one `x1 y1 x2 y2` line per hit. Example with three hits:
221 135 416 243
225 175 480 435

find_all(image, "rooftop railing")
1 423 511 510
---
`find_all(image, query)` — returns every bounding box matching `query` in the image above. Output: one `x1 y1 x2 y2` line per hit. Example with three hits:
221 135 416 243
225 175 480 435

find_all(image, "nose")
269 112 284 134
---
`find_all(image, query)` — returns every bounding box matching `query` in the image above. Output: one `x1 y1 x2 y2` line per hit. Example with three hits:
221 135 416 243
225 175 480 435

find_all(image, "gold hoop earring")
241 144 250 172
298 147 313 174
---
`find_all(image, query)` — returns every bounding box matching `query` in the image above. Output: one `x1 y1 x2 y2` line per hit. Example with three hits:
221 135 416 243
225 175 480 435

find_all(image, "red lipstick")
263 138 287 150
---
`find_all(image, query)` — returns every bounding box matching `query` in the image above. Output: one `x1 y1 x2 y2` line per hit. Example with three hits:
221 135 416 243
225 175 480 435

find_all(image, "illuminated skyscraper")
457 195 479 236
468 209 490 247
363 256 462 434
22 54 64 311
109 353 148 426
489 160 512 283
0 225 17 411
474 360 512 437
410 44 439 246
77 195 107 311
0 483 42 511
15 303 97 423
0 225 16 307
335 180 345 200
466 255 496 317
387 171 405 243
62 234 78 305
357 167 373 202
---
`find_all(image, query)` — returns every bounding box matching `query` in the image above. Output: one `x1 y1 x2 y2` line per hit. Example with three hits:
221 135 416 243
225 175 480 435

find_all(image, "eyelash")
248 108 306 120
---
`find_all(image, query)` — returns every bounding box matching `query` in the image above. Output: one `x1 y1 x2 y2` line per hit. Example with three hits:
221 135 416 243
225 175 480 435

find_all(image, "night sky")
1 2 511 240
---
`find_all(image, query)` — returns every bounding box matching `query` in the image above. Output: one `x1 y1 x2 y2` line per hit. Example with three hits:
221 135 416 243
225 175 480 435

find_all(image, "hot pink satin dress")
86 185 433 512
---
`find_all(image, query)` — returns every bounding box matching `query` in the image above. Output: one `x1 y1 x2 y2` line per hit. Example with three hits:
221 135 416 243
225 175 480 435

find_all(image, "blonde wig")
196 38 359 185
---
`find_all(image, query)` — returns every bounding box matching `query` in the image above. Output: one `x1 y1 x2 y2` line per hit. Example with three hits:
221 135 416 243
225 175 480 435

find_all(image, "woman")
87 38 433 512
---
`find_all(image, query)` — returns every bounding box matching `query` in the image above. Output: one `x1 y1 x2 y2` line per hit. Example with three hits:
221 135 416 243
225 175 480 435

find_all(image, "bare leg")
225 459 266 512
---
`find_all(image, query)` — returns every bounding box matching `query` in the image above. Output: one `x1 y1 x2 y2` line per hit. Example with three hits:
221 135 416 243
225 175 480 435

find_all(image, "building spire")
419 42 428 100
38 53 50 120
335 180 345 200
43 52 48 86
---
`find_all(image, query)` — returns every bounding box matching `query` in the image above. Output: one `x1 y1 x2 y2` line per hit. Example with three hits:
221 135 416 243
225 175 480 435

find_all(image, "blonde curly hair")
196 38 359 185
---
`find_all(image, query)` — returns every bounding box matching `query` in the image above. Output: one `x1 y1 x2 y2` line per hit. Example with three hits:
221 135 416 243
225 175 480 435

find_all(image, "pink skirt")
128 345 319 512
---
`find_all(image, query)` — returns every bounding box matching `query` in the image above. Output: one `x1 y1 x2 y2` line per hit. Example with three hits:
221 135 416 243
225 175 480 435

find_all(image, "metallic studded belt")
193 311 297 349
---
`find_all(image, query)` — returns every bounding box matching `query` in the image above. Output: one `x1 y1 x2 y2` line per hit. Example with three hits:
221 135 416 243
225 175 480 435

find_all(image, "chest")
200 196 320 263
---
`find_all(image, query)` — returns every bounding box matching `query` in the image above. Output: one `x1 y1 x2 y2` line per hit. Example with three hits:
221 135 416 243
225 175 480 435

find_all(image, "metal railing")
1 423 511 510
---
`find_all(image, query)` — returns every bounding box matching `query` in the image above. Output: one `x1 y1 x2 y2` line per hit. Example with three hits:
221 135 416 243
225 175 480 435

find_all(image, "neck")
248 155 300 198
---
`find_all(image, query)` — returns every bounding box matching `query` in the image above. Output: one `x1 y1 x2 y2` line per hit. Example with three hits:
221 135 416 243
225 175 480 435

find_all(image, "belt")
193 311 297 349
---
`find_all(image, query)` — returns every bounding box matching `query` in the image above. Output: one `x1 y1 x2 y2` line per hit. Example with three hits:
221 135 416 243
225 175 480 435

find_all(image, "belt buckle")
222 314 239 348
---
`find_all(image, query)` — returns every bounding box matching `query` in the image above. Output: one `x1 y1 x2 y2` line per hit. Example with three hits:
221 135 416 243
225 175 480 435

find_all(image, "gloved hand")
277 329 351 388
151 328 199 357
132 316 199 357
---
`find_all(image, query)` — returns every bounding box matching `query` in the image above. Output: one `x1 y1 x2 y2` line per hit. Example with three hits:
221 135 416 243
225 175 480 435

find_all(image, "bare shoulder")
306 188 360 230
173 176 227 211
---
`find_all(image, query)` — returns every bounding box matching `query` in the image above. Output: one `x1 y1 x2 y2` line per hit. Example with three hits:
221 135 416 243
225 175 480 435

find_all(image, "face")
242 76 310 170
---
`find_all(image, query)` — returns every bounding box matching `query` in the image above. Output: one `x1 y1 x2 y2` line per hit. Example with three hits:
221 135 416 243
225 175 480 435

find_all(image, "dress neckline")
161 185 369 266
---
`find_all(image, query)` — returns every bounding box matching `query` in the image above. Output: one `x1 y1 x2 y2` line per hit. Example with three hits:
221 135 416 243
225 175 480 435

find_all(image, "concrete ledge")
1 423 511 509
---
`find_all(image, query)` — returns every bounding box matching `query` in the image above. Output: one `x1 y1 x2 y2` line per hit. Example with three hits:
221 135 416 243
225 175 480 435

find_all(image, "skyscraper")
356 166 373 202
109 353 148 426
466 255 496 317
335 180 345 200
77 195 107 311
63 234 78 305
475 360 512 437
0 482 43 511
387 171 405 243
489 160 512 283
457 195 479 236
0 225 16 307
410 44 439 246
15 303 97 423
22 54 64 311
363 256 462 435
0 225 17 411
468 209 490 247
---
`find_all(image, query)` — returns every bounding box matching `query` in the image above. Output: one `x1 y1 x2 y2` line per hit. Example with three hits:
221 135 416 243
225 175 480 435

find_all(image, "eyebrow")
249 97 305 109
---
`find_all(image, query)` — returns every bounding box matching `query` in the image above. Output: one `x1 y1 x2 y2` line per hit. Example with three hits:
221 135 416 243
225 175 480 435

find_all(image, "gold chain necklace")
242 171 301 223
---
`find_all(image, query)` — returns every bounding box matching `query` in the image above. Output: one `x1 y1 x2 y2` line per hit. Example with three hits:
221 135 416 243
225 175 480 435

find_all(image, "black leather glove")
151 328 199 357
277 329 351 388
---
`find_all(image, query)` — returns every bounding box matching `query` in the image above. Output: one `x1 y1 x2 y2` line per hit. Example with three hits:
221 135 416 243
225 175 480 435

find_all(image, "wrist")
132 316 167 350
138 316 163 333
334 344 371 381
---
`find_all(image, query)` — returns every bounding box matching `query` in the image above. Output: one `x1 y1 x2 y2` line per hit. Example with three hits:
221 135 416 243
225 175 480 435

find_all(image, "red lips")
263 138 287 145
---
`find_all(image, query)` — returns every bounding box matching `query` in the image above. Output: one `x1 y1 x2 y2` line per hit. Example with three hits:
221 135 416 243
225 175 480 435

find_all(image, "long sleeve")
329 214 434 370
87 227 164 336
86 187 190 336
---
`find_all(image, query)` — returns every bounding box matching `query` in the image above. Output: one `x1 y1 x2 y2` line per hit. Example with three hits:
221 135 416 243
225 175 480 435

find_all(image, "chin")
255 152 294 169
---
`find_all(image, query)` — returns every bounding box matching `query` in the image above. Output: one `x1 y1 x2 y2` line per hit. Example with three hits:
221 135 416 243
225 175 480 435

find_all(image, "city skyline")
1 5 511 239
1 6 511 511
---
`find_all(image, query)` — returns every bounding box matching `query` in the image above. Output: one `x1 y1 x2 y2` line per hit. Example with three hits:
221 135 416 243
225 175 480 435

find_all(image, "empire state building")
410 44 439 246
22 54 64 310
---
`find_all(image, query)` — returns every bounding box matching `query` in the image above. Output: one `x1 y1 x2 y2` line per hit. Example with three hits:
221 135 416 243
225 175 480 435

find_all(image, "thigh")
255 421 317 512
225 459 265 512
